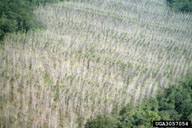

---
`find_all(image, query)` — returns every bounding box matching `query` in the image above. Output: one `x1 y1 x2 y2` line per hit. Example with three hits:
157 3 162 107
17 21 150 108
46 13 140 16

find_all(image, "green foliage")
84 77 192 128
0 0 69 40
118 104 160 128
0 0 34 40
158 77 192 121
167 0 192 13
85 115 119 128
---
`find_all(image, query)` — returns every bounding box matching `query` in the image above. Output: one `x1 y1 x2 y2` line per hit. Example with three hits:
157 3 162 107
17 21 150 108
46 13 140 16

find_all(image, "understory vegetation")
85 77 192 128
0 0 192 128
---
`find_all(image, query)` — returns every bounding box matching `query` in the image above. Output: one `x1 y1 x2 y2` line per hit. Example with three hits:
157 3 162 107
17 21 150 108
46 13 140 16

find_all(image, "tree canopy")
0 0 68 40
167 0 192 13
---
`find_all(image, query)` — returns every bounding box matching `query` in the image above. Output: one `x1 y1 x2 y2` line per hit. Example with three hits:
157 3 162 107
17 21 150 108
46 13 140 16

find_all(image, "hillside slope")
0 0 192 127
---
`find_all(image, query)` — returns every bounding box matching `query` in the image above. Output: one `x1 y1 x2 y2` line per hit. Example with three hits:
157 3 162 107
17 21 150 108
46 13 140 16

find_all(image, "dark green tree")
0 0 69 40
167 0 192 13
85 115 119 128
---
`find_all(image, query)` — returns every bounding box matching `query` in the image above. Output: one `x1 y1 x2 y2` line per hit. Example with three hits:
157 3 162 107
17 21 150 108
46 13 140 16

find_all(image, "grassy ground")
0 0 192 127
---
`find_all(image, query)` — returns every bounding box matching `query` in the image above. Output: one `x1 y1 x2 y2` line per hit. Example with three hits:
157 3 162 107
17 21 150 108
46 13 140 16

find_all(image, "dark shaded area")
167 0 192 13
85 76 192 128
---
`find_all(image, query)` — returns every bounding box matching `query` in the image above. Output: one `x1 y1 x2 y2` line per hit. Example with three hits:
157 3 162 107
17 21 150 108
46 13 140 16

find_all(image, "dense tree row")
0 0 68 40
167 0 192 13
85 77 192 128
1 0 192 41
